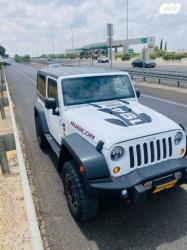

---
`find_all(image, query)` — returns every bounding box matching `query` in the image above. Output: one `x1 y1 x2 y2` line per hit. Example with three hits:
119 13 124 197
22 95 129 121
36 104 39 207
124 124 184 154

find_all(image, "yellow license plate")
153 179 177 194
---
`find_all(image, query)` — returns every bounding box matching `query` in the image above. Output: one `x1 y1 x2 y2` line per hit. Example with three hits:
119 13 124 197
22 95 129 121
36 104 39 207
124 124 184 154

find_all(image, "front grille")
129 137 173 168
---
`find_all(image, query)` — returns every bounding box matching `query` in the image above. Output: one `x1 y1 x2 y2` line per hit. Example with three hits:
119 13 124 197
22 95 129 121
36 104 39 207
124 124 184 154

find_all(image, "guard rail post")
0 96 8 119
0 67 6 119
0 134 16 175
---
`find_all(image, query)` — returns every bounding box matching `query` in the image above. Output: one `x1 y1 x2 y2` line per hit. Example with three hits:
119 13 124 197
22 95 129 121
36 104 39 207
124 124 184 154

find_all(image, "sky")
0 0 187 56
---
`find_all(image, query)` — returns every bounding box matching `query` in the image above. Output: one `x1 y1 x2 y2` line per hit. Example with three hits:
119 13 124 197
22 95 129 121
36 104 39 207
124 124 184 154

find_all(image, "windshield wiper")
119 99 129 104
88 103 102 108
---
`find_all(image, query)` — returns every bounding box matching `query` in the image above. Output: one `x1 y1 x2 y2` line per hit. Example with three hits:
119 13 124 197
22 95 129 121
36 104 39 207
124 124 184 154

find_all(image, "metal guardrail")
0 134 16 174
0 68 8 119
0 67 16 175
126 69 187 87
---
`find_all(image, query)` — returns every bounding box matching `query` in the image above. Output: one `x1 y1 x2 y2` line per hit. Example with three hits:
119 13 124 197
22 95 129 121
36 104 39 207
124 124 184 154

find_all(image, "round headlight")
174 132 183 145
110 146 124 161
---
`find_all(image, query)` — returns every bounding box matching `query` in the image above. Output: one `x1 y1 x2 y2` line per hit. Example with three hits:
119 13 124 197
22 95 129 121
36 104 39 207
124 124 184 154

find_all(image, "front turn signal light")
179 148 185 156
113 166 120 174
79 166 85 174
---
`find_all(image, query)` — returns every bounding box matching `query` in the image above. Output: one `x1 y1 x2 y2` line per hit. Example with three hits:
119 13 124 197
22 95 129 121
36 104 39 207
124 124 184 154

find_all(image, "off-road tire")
62 160 98 222
35 116 48 150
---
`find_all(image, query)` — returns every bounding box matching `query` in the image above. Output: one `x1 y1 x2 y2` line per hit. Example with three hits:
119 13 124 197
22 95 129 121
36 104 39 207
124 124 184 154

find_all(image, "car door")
138 60 143 67
45 76 62 144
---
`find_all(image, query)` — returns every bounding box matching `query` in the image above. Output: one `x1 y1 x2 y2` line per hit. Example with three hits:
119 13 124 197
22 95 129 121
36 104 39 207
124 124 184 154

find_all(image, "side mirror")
135 89 141 98
45 98 57 110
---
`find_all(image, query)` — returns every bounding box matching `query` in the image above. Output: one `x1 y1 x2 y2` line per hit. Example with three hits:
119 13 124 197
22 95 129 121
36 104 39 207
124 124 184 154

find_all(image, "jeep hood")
65 100 180 149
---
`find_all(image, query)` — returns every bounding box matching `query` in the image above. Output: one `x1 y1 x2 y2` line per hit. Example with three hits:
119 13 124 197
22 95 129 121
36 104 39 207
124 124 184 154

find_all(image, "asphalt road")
35 58 187 74
88 60 187 74
5 63 187 250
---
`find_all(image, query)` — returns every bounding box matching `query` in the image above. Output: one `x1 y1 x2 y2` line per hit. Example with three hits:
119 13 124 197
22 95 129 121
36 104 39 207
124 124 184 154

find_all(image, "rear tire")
35 116 48 150
62 160 98 222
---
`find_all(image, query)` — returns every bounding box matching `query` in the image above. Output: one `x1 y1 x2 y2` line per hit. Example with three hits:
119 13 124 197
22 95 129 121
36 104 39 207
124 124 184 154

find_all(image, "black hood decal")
99 105 152 127
105 118 127 127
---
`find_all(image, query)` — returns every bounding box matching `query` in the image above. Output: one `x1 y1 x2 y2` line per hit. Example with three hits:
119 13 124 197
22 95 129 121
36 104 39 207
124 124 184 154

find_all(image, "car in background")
4 58 12 65
132 59 156 68
47 64 62 69
98 56 109 63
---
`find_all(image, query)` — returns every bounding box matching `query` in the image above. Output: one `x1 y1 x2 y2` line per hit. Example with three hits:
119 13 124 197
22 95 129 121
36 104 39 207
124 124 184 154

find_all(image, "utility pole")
107 23 113 69
51 39 55 55
41 42 45 56
126 0 129 54
35 47 38 57
71 24 75 51
143 46 146 78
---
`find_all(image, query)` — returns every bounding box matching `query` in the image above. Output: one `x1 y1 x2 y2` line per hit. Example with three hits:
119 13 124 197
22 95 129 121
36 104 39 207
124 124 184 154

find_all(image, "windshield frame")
61 73 136 106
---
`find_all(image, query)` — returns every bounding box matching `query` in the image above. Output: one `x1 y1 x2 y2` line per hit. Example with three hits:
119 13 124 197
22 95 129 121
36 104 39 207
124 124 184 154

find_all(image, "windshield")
62 75 135 106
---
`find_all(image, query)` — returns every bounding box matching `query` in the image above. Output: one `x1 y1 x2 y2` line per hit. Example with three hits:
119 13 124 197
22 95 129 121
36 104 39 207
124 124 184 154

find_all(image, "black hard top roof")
38 66 124 78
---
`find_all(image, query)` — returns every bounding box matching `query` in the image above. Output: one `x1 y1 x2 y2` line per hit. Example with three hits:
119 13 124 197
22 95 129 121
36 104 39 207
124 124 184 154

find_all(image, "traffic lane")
117 62 187 74
140 96 187 130
7 62 38 80
62 59 187 74
35 58 187 74
5 64 187 250
136 84 187 105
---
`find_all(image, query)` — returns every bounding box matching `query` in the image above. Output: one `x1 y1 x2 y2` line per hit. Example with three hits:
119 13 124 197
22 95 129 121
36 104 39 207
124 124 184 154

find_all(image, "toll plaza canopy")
65 37 155 53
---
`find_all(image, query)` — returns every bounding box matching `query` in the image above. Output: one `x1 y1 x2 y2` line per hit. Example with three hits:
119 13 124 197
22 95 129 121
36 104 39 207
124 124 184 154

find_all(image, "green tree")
0 45 6 57
14 54 22 62
14 54 30 63
23 55 30 63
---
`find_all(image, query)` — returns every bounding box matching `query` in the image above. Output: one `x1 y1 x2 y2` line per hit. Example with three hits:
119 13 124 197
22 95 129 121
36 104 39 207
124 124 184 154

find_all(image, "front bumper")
87 157 187 203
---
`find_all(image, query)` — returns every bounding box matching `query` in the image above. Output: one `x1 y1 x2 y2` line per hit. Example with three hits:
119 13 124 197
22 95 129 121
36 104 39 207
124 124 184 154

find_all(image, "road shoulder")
1 67 43 250
134 80 187 105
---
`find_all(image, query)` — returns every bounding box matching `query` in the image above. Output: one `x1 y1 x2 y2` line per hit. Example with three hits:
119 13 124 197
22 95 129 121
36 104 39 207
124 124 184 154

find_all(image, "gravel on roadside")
0 105 32 250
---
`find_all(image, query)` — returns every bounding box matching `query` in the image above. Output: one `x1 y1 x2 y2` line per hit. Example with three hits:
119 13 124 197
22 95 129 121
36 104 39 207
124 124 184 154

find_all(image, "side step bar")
45 133 61 158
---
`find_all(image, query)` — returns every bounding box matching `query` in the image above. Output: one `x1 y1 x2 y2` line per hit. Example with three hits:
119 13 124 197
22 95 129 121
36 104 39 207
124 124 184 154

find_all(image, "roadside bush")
14 54 30 63
149 53 157 59
115 54 122 59
131 52 140 58
162 52 183 60
121 54 130 61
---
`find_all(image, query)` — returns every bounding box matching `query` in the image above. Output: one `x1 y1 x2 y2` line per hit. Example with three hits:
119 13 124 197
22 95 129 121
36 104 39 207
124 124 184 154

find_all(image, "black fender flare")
58 133 110 180
34 103 49 134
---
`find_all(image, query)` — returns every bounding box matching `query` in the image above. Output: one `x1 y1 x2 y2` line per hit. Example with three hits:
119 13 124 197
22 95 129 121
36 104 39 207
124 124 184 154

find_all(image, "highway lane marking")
11 66 187 109
13 67 36 84
142 94 187 109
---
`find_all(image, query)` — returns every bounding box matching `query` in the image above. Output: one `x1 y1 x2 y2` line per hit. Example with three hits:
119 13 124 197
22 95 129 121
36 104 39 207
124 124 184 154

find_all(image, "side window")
48 78 58 103
37 73 46 97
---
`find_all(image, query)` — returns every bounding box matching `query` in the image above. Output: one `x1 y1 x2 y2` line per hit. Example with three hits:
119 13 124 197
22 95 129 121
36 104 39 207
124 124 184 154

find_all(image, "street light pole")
51 39 55 55
126 0 129 53
71 24 75 51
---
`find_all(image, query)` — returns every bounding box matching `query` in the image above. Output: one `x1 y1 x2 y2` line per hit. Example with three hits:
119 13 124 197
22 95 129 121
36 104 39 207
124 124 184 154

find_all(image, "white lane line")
3 67 43 250
142 94 187 109
14 67 36 83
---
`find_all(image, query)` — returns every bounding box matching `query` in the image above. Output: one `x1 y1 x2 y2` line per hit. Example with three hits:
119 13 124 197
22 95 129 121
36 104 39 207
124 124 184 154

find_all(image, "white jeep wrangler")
34 66 187 222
